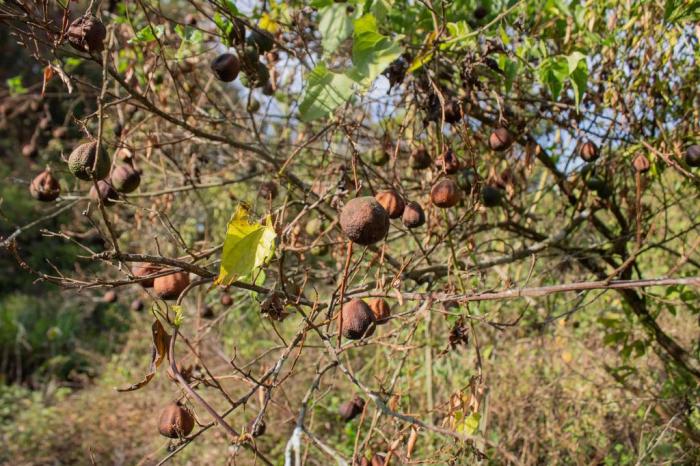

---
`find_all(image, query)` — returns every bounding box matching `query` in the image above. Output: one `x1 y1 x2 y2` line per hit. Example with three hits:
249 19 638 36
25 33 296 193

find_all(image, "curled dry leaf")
117 319 171 392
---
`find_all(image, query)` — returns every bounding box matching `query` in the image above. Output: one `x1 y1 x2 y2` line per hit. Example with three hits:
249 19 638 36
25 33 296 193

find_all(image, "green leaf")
129 24 165 44
215 205 276 286
664 0 700 23
498 55 518 93
299 63 355 122
456 412 481 435
319 4 356 56
350 14 403 86
6 75 27 95
569 63 588 111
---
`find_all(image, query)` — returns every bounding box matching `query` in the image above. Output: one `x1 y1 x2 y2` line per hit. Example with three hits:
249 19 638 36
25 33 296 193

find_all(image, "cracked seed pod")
481 185 502 207
339 395 365 422
340 299 375 340
436 147 460 174
402 201 425 228
633 154 650 173
211 53 240 82
68 141 111 181
103 290 117 303
579 140 599 162
258 180 278 200
340 197 390 245
68 15 106 53
410 146 431 169
110 164 141 193
488 127 514 152
367 298 390 324
247 418 266 438
685 145 700 167
220 292 233 307
29 169 60 202
133 263 160 288
89 180 118 206
430 179 461 208
153 271 190 300
374 190 405 219
158 403 195 438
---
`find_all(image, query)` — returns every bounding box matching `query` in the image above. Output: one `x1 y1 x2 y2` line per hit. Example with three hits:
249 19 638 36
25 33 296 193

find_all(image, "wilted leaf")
215 204 276 286
117 319 170 392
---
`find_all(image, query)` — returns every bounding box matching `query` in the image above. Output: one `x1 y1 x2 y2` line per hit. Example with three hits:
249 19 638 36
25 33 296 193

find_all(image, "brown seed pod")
374 190 405 219
247 418 266 438
110 164 141 193
229 18 246 45
367 298 390 324
685 145 700 167
430 179 461 208
489 127 514 152
410 146 431 169
211 53 240 82
103 290 117 303
579 140 599 162
29 169 60 202
89 180 119 206
130 299 144 312
68 15 106 53
220 292 233 307
340 299 375 340
68 141 111 181
158 403 195 438
437 147 460 174
258 180 279 200
370 454 386 466
339 395 365 421
339 197 390 245
133 263 160 288
402 201 425 228
153 271 190 300
632 154 650 173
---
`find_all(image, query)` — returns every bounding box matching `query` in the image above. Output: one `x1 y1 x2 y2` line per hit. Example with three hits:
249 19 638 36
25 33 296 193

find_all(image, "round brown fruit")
258 181 278 200
153 271 190 300
685 145 700 167
430 179 461 208
402 201 425 228
133 263 160 288
211 53 240 82
340 299 375 340
68 15 106 53
68 141 111 181
410 146 431 170
374 190 405 219
103 290 117 303
339 395 365 422
481 185 502 207
110 164 141 193
367 298 390 324
437 147 460 174
489 127 514 152
220 293 233 307
579 140 599 162
247 29 274 54
30 170 60 202
633 154 650 173
89 180 118 206
158 403 195 438
339 197 390 245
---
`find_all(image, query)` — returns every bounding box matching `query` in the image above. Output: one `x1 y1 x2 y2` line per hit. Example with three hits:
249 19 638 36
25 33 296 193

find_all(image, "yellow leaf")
259 12 279 33
215 205 276 286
